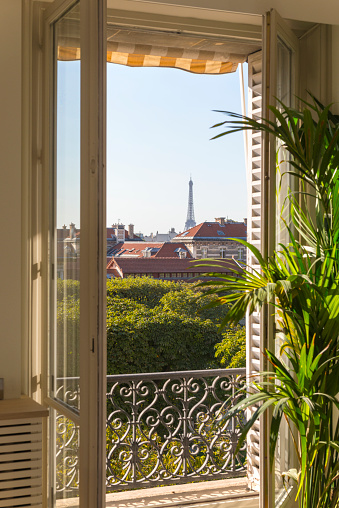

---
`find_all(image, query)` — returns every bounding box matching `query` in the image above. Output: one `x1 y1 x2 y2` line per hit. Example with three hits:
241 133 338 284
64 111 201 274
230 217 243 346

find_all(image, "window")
238 247 245 261
220 248 226 258
39 3 306 506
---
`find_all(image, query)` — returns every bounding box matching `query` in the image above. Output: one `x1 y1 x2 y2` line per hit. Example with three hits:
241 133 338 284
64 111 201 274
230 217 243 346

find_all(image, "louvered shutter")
246 50 263 492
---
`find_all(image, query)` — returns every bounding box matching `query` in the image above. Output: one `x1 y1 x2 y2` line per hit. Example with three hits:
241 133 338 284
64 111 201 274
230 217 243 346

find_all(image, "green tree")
107 299 221 374
214 325 246 368
106 277 243 374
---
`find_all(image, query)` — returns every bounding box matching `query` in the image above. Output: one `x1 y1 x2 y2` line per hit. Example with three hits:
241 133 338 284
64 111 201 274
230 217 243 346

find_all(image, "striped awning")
57 26 257 75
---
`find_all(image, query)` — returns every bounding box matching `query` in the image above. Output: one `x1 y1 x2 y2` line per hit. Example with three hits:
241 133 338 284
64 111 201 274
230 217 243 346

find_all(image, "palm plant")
196 97 339 507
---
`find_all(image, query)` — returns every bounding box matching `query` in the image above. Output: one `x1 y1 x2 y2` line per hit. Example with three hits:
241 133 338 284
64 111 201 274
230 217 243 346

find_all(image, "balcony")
56 368 258 507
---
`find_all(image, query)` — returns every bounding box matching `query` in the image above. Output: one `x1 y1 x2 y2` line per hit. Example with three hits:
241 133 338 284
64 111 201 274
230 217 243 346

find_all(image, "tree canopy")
56 277 246 377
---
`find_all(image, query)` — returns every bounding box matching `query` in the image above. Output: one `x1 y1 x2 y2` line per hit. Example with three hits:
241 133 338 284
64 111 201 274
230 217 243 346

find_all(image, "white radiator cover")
0 400 48 508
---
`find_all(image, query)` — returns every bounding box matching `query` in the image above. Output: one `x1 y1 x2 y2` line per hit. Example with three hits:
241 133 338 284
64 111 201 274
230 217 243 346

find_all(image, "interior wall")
0 0 22 399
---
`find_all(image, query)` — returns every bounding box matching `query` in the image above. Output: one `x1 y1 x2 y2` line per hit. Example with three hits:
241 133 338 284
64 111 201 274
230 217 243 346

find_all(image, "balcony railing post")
131 380 137 486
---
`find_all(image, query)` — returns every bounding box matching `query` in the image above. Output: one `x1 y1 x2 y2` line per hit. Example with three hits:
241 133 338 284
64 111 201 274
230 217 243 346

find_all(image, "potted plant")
196 98 339 507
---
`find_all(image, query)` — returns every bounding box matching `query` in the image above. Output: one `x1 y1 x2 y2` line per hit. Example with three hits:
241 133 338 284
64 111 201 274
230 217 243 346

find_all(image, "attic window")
181 232 189 237
217 231 225 236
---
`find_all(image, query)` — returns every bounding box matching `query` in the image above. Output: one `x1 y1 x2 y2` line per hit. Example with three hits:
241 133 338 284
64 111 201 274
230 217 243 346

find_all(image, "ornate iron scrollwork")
106 368 246 490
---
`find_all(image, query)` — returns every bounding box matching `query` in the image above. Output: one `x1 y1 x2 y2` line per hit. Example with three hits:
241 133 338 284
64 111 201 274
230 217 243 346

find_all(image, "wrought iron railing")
106 368 246 490
55 368 246 497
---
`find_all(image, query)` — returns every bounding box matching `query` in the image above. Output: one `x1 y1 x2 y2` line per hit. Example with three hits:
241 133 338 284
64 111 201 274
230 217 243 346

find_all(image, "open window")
37 2 331 507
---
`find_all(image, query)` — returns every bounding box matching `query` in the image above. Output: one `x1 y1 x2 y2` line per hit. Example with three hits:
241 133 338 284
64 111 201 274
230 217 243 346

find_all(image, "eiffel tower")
184 177 196 231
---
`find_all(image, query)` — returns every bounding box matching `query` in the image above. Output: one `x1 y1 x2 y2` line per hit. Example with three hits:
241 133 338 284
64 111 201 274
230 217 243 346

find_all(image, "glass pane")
275 36 294 502
276 37 292 246
55 410 80 506
52 3 81 411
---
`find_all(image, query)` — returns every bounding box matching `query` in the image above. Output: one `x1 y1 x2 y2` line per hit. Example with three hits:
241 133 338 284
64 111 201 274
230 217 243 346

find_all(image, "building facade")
173 218 247 260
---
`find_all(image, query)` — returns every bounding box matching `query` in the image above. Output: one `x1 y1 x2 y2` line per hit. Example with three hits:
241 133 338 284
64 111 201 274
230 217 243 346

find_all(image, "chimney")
128 224 134 239
62 224 67 240
215 217 225 226
69 222 76 239
243 218 247 225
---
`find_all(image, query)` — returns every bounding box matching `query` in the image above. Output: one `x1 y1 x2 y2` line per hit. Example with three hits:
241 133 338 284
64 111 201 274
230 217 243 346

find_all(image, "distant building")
106 223 143 251
173 217 247 260
57 223 80 280
107 257 239 281
57 222 143 279
143 228 178 243
107 241 192 259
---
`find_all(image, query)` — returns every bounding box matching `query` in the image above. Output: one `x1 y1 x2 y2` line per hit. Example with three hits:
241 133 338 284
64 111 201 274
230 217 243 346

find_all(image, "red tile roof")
153 243 193 258
107 257 240 275
175 221 247 240
107 242 163 259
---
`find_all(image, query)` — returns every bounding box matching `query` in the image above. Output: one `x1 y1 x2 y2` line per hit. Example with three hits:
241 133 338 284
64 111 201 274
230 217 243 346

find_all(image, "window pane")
52 3 81 411
55 410 79 506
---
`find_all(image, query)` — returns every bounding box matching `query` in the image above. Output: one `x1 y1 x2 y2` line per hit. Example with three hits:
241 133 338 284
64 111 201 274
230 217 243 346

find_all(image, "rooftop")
107 257 240 274
174 221 247 240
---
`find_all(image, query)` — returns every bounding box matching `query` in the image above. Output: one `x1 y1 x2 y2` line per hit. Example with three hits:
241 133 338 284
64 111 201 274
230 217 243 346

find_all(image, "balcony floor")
57 478 259 508
105 478 258 508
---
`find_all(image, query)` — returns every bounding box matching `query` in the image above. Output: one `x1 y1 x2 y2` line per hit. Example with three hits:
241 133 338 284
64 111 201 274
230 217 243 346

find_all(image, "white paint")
0 0 22 399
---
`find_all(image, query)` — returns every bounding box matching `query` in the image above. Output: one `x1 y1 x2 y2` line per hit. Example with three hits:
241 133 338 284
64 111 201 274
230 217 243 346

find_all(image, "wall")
0 0 22 399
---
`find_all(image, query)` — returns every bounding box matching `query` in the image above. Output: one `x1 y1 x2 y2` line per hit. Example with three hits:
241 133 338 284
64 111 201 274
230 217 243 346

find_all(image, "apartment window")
238 247 245 261
220 248 226 258
41 3 303 506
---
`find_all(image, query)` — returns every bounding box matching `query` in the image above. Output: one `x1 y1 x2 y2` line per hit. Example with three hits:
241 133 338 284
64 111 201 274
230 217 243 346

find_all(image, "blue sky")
57 61 247 234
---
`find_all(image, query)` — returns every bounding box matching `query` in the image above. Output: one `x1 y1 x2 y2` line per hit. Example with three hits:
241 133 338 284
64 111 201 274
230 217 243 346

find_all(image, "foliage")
107 297 220 374
197 97 339 507
56 279 80 378
107 277 183 308
57 278 80 300
215 325 246 369
106 277 244 374
56 277 244 378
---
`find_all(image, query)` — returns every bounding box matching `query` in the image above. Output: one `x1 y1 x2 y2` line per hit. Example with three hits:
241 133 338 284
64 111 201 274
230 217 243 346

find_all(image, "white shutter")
246 50 263 492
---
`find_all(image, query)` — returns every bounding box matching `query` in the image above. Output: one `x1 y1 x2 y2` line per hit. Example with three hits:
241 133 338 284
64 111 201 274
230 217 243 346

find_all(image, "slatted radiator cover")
0 399 48 508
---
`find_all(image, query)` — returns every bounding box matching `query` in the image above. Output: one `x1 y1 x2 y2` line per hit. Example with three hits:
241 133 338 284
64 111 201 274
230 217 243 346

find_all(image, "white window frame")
28 2 329 507
39 1 107 506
